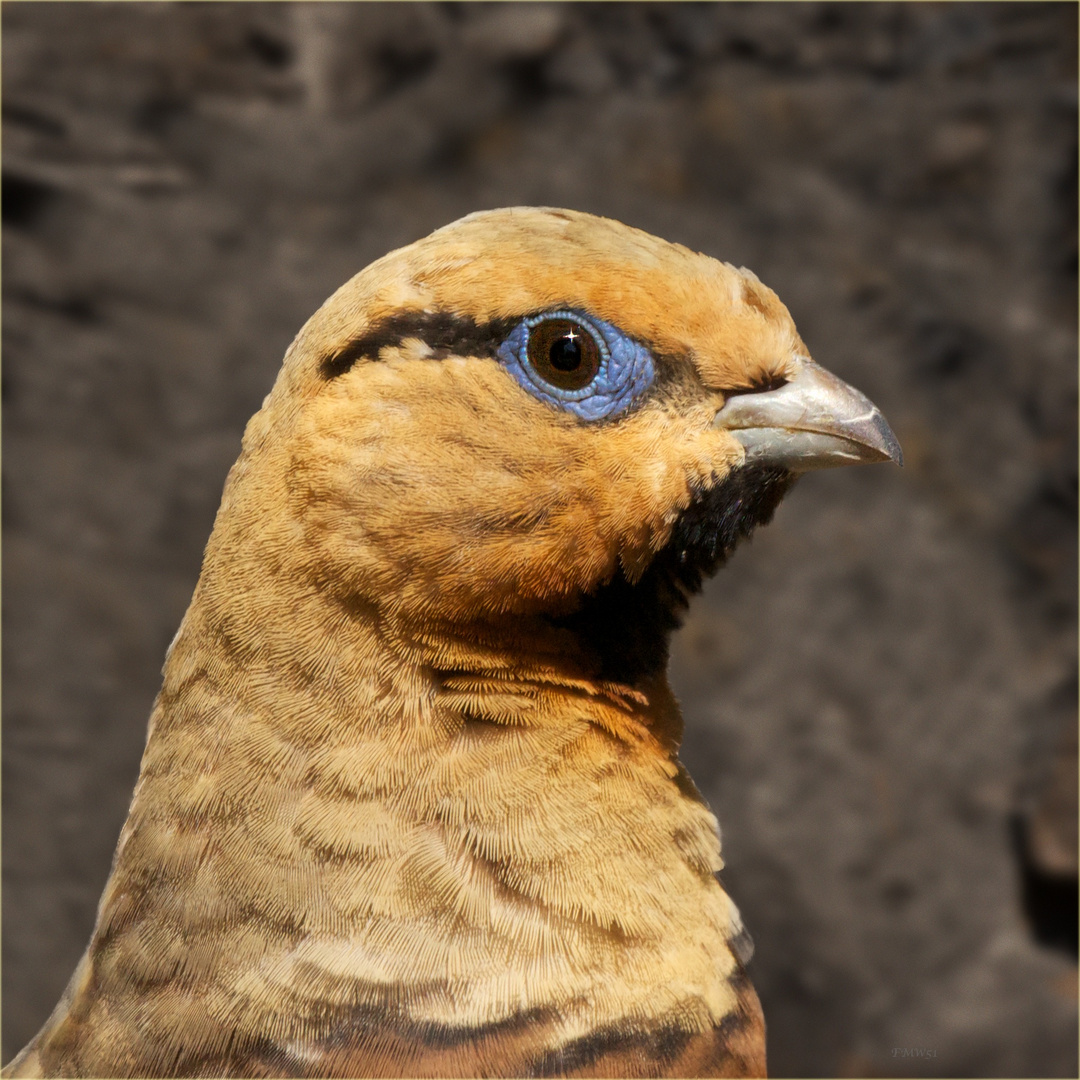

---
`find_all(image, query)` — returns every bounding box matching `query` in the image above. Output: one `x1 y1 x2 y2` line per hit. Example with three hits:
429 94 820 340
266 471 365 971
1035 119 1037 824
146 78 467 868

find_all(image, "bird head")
213 207 900 683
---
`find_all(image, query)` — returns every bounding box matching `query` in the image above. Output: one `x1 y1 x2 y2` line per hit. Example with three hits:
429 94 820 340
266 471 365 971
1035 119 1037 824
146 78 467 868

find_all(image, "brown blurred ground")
2 3 1076 1076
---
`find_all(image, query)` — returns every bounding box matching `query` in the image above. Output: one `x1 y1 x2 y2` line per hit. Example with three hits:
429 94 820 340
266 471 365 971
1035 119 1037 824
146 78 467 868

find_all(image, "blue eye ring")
498 309 655 422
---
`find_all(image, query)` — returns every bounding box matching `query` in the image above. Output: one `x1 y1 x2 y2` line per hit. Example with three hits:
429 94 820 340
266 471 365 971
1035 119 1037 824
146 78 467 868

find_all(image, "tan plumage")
4 208 900 1079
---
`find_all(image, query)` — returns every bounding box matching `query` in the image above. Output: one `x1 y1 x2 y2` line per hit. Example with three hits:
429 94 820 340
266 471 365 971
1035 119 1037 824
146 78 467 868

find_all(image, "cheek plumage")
285 356 738 620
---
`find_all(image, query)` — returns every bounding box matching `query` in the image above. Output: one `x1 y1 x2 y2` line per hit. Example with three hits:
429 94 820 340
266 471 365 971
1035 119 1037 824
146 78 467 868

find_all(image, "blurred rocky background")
3 3 1076 1075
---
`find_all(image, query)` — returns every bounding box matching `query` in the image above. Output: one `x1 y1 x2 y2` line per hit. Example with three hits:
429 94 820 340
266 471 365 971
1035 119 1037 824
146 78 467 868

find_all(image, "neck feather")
29 470 790 1075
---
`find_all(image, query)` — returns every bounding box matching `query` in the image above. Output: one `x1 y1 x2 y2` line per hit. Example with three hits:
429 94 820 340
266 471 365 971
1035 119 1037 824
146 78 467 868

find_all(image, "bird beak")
712 357 903 472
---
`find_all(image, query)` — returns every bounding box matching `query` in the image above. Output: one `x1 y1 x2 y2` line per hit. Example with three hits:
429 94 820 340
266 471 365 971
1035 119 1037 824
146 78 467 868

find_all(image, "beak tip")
877 419 904 468
883 434 904 469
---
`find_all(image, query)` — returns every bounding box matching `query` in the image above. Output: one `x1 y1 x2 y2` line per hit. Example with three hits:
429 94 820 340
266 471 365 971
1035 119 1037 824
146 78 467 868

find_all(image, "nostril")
723 374 790 398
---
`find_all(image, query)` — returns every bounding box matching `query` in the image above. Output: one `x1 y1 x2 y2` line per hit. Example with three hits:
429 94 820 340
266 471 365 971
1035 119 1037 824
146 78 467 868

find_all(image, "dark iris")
526 317 601 391
549 334 582 371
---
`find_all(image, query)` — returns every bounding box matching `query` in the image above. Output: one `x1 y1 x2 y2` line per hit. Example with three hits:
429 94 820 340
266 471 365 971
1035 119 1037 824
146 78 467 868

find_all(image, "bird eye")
526 317 602 391
497 309 655 422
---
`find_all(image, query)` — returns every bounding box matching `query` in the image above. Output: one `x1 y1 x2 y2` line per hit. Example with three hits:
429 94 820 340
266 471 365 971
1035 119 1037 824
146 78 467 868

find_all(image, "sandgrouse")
4 208 901 1079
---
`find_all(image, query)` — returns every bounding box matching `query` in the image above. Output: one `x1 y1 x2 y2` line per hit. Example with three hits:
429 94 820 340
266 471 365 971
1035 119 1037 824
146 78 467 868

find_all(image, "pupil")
549 334 582 372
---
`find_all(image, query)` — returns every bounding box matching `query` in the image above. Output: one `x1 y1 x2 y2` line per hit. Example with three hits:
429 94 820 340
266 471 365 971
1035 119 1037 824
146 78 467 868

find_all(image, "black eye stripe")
318 309 679 397
319 311 517 379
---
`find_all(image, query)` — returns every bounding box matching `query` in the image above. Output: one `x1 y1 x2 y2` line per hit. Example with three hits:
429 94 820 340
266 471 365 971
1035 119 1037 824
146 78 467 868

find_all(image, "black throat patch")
554 464 796 684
